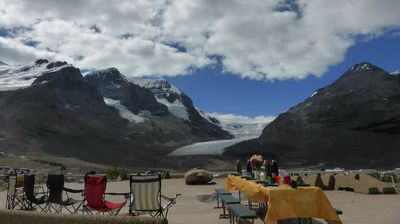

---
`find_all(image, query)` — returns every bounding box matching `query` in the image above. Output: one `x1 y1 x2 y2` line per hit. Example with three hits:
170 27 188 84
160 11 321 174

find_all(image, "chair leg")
220 202 227 218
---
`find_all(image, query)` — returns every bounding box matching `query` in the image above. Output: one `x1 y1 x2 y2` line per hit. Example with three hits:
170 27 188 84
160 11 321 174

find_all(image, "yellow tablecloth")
225 175 342 224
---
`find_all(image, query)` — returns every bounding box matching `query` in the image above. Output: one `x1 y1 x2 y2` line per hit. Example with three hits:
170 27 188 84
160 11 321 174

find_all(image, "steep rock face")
225 63 400 168
84 68 168 115
85 69 231 140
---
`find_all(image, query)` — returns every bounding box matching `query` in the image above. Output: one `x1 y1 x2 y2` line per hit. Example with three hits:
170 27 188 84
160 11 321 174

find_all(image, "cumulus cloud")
0 0 399 80
0 37 56 64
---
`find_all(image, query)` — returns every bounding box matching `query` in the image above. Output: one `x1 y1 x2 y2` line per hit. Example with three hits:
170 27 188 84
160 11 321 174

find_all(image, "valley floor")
1 178 400 223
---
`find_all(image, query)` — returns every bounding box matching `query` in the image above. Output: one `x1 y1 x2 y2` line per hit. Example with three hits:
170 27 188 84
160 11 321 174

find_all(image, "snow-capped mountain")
85 68 232 139
0 59 231 168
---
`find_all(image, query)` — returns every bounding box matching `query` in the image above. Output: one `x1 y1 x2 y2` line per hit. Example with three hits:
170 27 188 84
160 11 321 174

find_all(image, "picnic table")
224 175 342 224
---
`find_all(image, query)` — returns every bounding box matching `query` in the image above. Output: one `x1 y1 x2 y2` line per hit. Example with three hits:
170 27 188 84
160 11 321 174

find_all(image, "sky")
0 0 400 118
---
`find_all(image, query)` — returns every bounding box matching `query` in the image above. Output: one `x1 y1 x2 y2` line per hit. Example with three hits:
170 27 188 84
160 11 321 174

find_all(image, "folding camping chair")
82 174 128 215
129 174 180 218
5 175 26 210
23 175 47 212
45 174 84 214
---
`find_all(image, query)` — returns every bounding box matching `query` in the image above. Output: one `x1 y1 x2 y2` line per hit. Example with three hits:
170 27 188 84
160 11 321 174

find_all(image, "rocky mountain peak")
347 62 382 73
85 67 127 83
143 79 183 101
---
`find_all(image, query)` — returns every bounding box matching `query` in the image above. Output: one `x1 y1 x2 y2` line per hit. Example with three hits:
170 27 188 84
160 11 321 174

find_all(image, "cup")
275 175 280 185
283 175 291 185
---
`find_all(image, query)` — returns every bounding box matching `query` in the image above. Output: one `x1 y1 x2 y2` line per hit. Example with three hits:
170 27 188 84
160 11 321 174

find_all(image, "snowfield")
0 61 71 91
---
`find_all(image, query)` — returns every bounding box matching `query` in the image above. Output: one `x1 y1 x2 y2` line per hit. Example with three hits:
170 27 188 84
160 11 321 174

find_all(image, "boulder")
184 168 213 185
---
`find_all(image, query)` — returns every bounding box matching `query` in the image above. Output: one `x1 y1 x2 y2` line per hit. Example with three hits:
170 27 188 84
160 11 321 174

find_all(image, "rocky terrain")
226 62 400 168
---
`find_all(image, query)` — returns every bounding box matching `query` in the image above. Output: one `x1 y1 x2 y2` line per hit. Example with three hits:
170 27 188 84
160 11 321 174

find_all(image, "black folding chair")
23 175 47 212
46 174 83 214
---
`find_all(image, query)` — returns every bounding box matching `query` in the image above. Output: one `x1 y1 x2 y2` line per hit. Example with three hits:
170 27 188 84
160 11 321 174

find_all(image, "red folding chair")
82 174 129 215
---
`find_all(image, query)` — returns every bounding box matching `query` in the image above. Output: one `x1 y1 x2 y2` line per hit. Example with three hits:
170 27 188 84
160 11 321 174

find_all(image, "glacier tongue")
198 110 275 139
168 138 247 156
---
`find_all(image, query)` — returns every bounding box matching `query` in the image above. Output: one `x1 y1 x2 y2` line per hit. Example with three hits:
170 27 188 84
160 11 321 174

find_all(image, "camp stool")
219 194 240 219
215 188 232 208
228 203 258 224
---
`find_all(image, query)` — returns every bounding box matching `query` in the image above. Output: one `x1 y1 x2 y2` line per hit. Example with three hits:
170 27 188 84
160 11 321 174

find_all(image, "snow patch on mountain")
310 91 318 97
104 98 146 123
0 60 71 91
391 70 400 75
156 97 189 120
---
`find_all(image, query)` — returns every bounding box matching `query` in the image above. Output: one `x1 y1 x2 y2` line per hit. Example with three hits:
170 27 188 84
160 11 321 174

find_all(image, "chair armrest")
63 187 83 194
105 192 130 198
161 193 181 201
